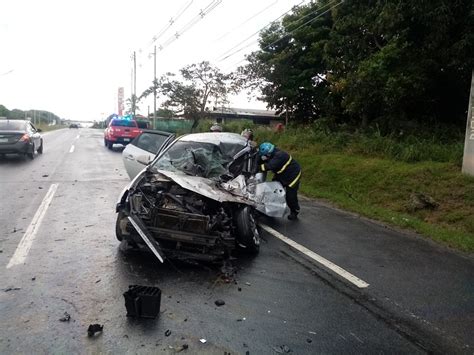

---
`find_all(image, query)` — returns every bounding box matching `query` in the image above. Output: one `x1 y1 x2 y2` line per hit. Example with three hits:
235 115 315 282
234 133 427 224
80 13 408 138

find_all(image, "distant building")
209 107 282 125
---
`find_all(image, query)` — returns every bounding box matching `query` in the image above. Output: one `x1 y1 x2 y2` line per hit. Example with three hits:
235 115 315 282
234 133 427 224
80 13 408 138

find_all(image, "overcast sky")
0 0 304 121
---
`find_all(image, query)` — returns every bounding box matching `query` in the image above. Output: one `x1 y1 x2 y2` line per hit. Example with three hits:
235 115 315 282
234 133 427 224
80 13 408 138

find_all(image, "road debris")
42 174 49 177
238 287 242 291
410 192 439 211
176 344 189 352
31 277 36 281
245 282 251 286
306 338 312 343
38 187 43 189
214 299 225 307
237 317 246 322
87 324 103 337
165 329 171 337
124 285 161 318
59 312 71 322
12 228 16 233
95 279 101 283
199 339 207 344
4 287 21 292
272 344 291 353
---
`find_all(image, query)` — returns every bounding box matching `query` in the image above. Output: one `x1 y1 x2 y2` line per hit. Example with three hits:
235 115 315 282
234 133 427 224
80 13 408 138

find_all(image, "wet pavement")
0 128 469 353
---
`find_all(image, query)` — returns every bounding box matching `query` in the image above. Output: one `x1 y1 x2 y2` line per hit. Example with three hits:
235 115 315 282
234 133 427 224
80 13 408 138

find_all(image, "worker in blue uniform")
259 142 301 220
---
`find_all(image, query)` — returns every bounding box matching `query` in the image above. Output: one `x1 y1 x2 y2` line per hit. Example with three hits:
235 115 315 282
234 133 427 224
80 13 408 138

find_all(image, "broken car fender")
116 169 148 212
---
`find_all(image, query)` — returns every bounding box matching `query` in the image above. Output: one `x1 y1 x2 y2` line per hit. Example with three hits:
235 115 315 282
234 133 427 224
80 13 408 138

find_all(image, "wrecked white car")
115 132 286 262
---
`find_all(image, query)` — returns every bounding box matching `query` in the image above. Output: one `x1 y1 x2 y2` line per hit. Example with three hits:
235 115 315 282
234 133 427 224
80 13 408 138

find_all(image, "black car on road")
0 119 43 159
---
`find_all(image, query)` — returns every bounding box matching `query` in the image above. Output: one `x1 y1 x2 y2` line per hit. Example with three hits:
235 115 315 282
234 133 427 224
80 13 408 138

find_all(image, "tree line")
137 0 473 133
0 105 61 124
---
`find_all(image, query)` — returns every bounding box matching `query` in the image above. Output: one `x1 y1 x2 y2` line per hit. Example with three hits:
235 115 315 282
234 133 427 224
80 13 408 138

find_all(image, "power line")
134 0 224 103
215 0 307 62
0 69 14 76
219 0 339 63
222 0 342 68
149 0 194 46
158 0 223 52
212 0 279 43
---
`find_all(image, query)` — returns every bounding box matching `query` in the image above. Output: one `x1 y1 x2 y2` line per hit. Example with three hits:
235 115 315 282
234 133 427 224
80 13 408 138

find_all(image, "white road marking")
76 134 80 139
69 145 75 153
260 223 370 288
7 184 59 268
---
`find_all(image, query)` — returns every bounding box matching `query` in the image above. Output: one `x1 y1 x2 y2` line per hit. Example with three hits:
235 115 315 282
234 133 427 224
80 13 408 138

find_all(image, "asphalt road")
0 128 472 354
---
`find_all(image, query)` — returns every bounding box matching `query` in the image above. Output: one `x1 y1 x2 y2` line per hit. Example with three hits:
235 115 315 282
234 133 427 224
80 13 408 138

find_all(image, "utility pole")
153 45 157 130
462 70 474 176
133 51 137 118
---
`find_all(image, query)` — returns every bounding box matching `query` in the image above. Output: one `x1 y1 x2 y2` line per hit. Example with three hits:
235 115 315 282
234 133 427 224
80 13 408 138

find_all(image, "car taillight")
19 134 30 142
132 129 140 134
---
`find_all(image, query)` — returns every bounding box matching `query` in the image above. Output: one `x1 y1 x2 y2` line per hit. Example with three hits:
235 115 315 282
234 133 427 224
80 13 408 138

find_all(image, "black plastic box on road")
123 285 162 319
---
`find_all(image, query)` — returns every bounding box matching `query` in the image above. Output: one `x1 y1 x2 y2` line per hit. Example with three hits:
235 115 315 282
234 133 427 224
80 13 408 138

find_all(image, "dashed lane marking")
69 145 75 153
260 223 370 288
6 184 59 268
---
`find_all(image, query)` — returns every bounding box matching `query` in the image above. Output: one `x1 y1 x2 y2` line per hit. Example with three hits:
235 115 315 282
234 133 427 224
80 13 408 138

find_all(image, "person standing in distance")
258 142 301 220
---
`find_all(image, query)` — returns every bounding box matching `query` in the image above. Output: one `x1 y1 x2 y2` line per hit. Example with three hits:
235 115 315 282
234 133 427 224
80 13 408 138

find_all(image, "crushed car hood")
156 170 286 217
157 170 256 206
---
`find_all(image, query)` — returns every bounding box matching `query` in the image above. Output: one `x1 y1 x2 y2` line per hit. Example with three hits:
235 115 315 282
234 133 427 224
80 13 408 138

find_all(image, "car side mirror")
137 154 151 166
37 128 42 132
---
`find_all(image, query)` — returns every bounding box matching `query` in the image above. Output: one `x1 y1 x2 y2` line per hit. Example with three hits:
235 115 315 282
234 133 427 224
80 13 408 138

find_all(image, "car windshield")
0 120 26 130
111 120 137 127
150 140 236 179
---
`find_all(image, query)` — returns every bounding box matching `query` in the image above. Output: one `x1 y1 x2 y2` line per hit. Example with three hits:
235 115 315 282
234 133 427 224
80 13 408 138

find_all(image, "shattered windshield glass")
150 140 235 178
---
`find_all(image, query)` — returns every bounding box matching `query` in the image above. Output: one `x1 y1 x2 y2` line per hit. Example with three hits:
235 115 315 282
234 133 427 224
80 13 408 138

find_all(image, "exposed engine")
128 174 236 258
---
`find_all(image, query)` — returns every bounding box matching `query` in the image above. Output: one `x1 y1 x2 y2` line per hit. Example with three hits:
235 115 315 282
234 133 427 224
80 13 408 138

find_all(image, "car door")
122 131 174 179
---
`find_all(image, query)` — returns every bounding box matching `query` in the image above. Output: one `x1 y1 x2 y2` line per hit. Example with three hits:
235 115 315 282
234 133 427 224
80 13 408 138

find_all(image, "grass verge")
198 119 474 253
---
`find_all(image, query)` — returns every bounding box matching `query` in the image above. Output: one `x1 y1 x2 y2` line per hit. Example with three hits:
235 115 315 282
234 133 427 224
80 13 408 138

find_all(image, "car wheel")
104 139 108 147
37 140 43 154
235 206 260 253
27 147 35 160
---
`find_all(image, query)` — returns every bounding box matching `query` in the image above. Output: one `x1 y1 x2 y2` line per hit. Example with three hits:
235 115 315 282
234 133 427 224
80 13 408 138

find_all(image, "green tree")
238 0 474 130
236 2 334 123
125 95 140 115
141 61 233 129
325 0 474 129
